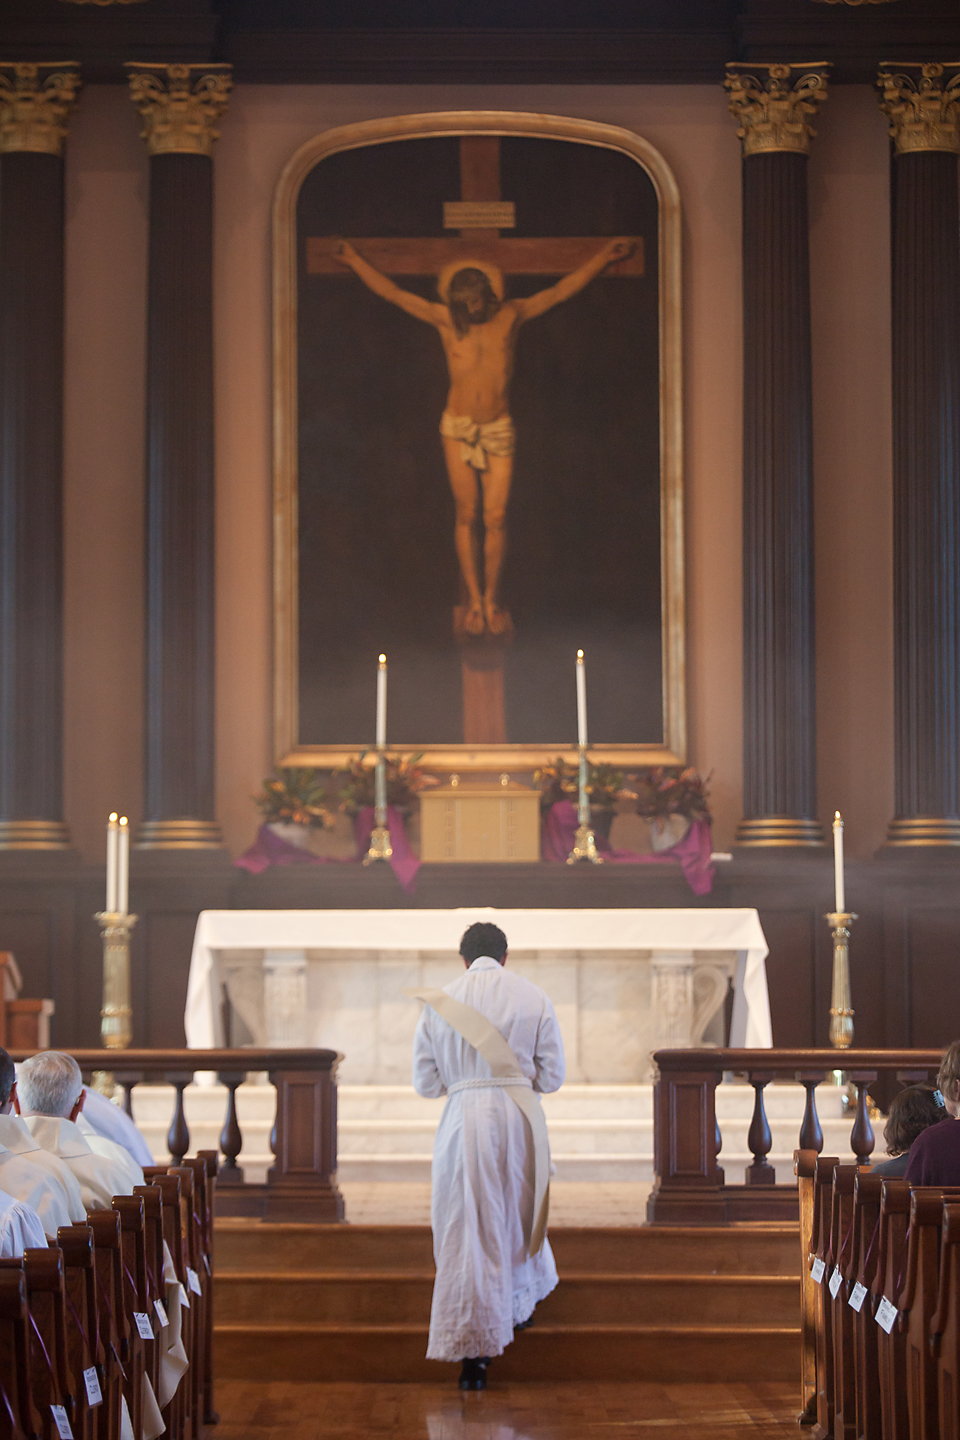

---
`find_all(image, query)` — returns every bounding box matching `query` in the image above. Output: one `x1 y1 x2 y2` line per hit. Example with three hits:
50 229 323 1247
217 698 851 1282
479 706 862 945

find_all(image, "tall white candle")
576 650 588 747
106 813 119 913
117 817 129 917
376 654 387 749
833 811 845 913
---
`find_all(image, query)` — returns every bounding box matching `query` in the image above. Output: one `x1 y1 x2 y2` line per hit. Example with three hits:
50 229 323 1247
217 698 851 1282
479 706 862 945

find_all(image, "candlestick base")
95 912 137 1062
363 825 393 865
825 911 857 1055
567 824 604 865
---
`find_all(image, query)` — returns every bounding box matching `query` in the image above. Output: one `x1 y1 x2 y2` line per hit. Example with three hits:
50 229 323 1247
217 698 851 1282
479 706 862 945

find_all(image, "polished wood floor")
214 1380 804 1438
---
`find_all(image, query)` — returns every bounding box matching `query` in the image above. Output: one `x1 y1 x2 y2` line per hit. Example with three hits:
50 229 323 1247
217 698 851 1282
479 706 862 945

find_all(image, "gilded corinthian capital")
877 63 960 155
725 63 831 157
125 63 232 157
0 63 81 156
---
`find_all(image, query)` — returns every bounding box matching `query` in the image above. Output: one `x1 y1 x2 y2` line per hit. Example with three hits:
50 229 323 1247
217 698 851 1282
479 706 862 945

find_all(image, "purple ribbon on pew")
540 801 715 896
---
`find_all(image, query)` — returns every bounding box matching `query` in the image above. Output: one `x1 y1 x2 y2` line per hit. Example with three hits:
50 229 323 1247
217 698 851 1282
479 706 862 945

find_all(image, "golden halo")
438 258 504 304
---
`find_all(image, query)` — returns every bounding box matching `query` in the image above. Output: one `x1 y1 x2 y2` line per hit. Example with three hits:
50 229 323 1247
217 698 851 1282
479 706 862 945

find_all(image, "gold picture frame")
273 110 684 771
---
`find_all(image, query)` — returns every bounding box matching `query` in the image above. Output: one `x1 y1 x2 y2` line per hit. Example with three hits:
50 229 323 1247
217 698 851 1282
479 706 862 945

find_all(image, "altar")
185 908 771 1083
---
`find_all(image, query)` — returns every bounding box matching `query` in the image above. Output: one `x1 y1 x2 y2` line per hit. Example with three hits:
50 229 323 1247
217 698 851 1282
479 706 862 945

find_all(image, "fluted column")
126 64 231 849
725 63 830 847
877 65 960 846
0 64 80 850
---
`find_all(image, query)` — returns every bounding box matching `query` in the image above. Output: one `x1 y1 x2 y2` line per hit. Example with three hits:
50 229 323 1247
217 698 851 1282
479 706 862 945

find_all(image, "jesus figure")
336 237 634 636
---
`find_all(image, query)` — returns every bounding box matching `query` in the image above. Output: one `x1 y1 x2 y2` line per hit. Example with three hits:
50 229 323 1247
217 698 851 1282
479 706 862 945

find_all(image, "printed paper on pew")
828 1267 843 1299
811 1258 826 1284
83 1367 102 1406
848 1281 868 1313
876 1296 898 1333
50 1404 73 1439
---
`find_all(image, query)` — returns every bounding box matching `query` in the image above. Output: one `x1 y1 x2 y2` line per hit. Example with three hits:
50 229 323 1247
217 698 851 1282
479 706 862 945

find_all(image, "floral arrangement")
335 752 437 815
534 758 635 811
634 766 712 823
254 768 335 828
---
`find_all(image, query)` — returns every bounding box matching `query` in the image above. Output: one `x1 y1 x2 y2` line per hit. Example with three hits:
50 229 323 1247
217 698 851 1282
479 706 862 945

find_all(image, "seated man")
0 1049 86 1225
16 1051 137 1210
0 1189 47 1257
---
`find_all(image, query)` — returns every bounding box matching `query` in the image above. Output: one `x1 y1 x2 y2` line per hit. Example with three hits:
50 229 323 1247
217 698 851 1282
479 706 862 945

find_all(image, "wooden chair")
849 1170 883 1440
828 1164 860 1440
873 1178 912 1440
56 1226 102 1440
85 1210 127 1440
898 1188 960 1440
811 1155 840 1438
0 1267 39 1440
931 1201 960 1440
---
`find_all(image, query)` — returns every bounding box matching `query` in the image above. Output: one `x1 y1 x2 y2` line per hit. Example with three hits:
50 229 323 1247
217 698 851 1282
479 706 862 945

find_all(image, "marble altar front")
185 909 771 1083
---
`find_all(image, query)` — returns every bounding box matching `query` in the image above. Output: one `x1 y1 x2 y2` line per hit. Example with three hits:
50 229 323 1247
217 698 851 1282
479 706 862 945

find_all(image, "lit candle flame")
109 812 118 823
379 654 386 666
577 649 584 661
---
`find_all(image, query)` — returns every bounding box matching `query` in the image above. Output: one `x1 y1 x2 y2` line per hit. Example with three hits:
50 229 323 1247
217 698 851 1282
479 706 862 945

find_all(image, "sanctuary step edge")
212 1221 801 1383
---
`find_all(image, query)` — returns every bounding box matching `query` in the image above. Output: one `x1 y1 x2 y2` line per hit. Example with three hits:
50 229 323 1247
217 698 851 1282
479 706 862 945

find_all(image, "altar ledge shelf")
184 909 772 1078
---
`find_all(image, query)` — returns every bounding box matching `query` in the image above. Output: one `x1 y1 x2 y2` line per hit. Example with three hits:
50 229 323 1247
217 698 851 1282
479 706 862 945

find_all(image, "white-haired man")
0 1047 86 1225
16 1051 141 1210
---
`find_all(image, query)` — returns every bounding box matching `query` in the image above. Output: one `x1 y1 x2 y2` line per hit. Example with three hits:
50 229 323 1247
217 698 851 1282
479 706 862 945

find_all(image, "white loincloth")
440 411 516 471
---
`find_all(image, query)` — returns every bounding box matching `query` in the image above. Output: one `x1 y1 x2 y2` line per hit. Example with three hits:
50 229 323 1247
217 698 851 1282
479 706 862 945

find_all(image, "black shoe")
459 1358 488 1391
514 1316 534 1332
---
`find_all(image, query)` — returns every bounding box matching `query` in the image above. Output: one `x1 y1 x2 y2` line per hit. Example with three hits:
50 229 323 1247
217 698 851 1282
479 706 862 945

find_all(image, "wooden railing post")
849 1071 877 1165
745 1070 776 1185
265 1057 344 1222
647 1053 725 1223
215 1070 244 1184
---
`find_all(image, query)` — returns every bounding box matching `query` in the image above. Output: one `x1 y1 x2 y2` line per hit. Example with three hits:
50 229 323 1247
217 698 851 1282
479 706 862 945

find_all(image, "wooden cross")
306 137 644 747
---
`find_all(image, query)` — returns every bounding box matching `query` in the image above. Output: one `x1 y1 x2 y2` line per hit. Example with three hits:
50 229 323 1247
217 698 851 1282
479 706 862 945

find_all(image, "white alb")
412 955 565 1362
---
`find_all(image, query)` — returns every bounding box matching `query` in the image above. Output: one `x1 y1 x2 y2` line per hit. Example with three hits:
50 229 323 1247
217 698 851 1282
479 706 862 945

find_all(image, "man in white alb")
411 921 565 1390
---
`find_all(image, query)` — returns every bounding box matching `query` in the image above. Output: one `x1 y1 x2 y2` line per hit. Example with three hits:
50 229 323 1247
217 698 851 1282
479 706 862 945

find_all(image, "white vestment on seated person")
77 1115 145 1189
80 1087 155 1169
0 1190 47 1257
0 1141 81 1235
412 955 565 1362
22 1116 134 1211
0 1115 86 1223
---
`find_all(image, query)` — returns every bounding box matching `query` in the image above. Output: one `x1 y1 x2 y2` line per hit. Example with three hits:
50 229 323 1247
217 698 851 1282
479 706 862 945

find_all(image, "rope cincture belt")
406 987 551 1258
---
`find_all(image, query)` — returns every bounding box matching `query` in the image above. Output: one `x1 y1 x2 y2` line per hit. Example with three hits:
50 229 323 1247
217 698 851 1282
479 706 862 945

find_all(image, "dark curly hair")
883 1085 946 1157
459 922 508 964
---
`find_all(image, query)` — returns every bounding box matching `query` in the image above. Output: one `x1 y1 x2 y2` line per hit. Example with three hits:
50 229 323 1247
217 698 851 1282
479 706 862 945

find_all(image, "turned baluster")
114 1070 140 1120
745 1071 776 1186
216 1069 245 1183
166 1072 192 1164
849 1070 877 1165
797 1070 825 1154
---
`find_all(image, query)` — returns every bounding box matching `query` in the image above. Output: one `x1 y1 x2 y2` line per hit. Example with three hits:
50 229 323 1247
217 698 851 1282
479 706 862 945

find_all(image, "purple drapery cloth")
540 801 714 896
235 806 420 893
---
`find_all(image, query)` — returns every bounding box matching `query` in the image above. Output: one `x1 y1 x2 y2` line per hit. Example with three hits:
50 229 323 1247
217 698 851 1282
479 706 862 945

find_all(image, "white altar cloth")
185 909 771 1077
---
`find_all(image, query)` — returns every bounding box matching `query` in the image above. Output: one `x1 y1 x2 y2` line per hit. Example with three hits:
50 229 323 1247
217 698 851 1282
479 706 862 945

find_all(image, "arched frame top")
273 110 684 770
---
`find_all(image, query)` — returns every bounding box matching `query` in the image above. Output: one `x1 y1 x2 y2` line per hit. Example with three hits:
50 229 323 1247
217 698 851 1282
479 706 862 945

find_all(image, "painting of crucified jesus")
335 238 634 638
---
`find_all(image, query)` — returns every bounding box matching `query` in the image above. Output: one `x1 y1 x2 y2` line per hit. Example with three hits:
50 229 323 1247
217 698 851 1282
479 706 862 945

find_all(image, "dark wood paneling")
740 151 817 829
899 907 960 1049
0 152 66 826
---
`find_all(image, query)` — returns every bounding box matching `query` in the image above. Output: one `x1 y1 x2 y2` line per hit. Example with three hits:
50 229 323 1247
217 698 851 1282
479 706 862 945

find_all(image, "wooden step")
213 1320 800 1383
214 1270 799 1326
214 1220 801 1275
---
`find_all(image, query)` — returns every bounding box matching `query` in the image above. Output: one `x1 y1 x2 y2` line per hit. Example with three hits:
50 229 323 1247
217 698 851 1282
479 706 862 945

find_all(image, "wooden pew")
873 1178 912 1440
811 1155 840 1438
132 1189 164 1408
827 1164 860 1440
168 1169 199 1440
931 1201 960 1440
194 1152 218 1428
57 1226 102 1440
0 1267 40 1440
85 1211 127 1440
897 1188 960 1440
795 1149 820 1425
849 1170 883 1440
111 1196 150 1440
146 1174 186 1440
180 1157 216 1434
16 1248 76 1440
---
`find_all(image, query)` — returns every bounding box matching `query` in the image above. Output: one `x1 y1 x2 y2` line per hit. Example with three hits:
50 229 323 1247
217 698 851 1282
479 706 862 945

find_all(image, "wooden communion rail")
648 1047 946 1223
10 1048 344 1224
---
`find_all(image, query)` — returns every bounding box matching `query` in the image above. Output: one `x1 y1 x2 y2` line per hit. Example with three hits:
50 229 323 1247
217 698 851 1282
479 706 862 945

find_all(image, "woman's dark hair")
884 1084 946 1156
459 921 508 964
447 268 500 337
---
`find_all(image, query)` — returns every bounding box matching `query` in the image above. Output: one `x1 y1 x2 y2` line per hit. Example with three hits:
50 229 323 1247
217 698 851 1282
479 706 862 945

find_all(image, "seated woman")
904 1040 960 1185
871 1085 946 1177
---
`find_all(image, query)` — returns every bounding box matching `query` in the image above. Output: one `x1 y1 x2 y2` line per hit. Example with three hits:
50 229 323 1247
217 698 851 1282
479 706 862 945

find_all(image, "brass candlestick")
364 751 392 864
94 911 137 1098
826 911 856 1083
567 745 603 864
